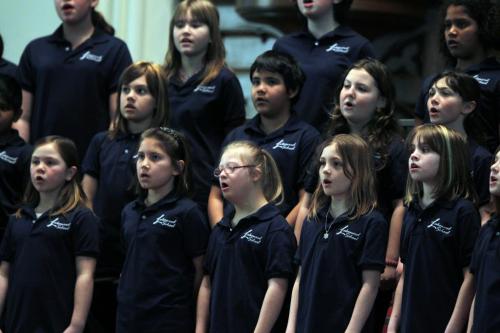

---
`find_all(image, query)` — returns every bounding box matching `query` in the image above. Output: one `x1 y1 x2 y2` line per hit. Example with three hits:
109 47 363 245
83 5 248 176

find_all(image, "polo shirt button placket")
314 41 319 46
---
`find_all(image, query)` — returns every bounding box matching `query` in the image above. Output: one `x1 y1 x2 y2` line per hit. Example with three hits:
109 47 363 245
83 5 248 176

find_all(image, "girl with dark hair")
16 0 132 157
415 0 500 153
273 0 375 132
0 136 99 333
81 61 169 331
164 0 245 211
116 127 209 332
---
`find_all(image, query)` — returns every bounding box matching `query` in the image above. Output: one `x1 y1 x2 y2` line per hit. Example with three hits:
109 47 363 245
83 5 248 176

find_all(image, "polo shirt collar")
48 25 110 45
407 195 456 212
115 131 141 142
466 57 500 72
133 191 180 212
0 129 25 147
244 113 303 137
219 203 281 229
299 25 356 41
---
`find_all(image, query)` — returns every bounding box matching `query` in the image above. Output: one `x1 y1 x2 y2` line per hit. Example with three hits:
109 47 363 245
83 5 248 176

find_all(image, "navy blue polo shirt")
468 139 492 207
0 205 99 333
203 204 296 333
17 25 132 157
0 129 32 230
304 136 407 221
296 206 387 333
220 114 321 216
82 131 139 276
469 216 500 332
0 58 17 80
399 198 480 333
415 57 500 152
117 192 209 333
273 25 375 132
169 67 245 210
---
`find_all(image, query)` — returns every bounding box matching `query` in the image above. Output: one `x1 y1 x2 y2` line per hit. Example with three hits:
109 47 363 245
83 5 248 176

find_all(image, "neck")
62 17 94 49
146 183 174 207
444 120 467 138
127 118 152 134
348 121 367 136
179 54 205 82
36 191 59 214
455 50 487 71
259 111 291 134
308 11 339 39
231 191 268 227
421 183 436 208
329 196 349 217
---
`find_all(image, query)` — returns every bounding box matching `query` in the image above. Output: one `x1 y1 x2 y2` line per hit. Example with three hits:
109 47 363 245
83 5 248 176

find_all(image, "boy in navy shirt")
0 74 32 235
207 50 321 227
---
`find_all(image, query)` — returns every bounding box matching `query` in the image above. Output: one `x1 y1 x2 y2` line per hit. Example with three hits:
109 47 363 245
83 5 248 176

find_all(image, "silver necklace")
323 209 335 239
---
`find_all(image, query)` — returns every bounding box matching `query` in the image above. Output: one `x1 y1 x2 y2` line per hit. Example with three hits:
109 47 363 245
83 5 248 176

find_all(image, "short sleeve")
220 70 246 135
457 205 480 267
182 204 210 258
71 208 100 258
107 40 132 93
357 214 388 271
387 139 408 201
472 149 493 207
469 222 491 275
296 128 321 190
17 43 36 93
0 217 15 262
264 222 297 279
202 227 221 275
82 132 106 178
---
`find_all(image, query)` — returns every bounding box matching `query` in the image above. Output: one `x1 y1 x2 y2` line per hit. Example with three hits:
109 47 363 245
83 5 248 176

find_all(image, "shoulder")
360 209 388 226
274 32 308 47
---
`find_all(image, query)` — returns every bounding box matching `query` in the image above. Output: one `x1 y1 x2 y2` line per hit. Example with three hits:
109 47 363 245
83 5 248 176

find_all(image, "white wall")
0 0 174 65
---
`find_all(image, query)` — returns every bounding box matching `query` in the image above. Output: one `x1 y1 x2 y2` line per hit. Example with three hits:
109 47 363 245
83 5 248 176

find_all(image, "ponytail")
92 10 115 35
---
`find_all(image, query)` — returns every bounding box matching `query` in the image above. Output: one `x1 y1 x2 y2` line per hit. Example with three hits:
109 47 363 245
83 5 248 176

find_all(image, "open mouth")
428 107 439 116
220 181 229 191
409 163 419 171
491 176 498 184
61 3 74 11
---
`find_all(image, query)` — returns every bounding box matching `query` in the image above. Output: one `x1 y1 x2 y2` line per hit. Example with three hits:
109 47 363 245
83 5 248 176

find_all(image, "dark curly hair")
439 0 500 65
327 58 401 170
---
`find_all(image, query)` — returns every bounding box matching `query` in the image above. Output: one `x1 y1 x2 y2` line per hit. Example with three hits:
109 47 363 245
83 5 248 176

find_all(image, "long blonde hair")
221 141 284 204
309 134 377 220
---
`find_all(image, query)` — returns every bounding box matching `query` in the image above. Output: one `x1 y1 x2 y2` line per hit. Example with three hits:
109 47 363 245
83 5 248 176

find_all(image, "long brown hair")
110 61 170 138
220 141 284 205
91 9 115 35
163 0 226 85
328 58 402 171
17 136 88 217
405 124 477 205
309 134 377 220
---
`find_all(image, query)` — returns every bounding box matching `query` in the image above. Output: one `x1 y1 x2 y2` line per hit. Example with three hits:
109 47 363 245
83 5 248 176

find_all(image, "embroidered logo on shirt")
152 214 177 228
80 51 103 63
194 85 216 94
46 218 71 230
0 151 18 164
326 43 350 54
336 225 361 240
241 229 262 244
473 74 491 85
427 218 452 235
272 139 296 151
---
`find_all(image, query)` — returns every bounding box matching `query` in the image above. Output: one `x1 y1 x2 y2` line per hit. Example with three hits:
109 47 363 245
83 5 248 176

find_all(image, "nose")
448 24 458 36
410 151 419 161
491 161 499 174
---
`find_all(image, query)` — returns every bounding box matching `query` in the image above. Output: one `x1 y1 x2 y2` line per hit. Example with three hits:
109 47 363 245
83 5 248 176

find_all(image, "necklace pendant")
323 232 329 239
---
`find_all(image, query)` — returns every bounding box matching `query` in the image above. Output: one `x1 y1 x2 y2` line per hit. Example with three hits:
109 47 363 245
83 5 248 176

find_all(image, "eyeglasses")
213 164 256 177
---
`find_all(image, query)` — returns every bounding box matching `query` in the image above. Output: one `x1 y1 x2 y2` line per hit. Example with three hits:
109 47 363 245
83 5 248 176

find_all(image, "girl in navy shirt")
273 0 375 132
468 147 500 332
415 0 500 152
197 141 296 333
287 134 387 333
16 1 132 157
82 61 169 331
296 58 406 331
163 0 246 210
426 70 492 222
388 124 480 333
0 136 99 333
117 127 209 332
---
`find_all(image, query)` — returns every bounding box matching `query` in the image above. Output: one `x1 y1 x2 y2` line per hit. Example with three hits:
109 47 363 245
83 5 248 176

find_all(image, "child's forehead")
221 147 250 162
252 69 284 80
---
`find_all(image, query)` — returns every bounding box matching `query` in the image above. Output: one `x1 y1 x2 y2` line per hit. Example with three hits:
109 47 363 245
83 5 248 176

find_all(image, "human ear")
173 160 185 176
288 87 299 100
462 101 476 115
65 166 78 181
